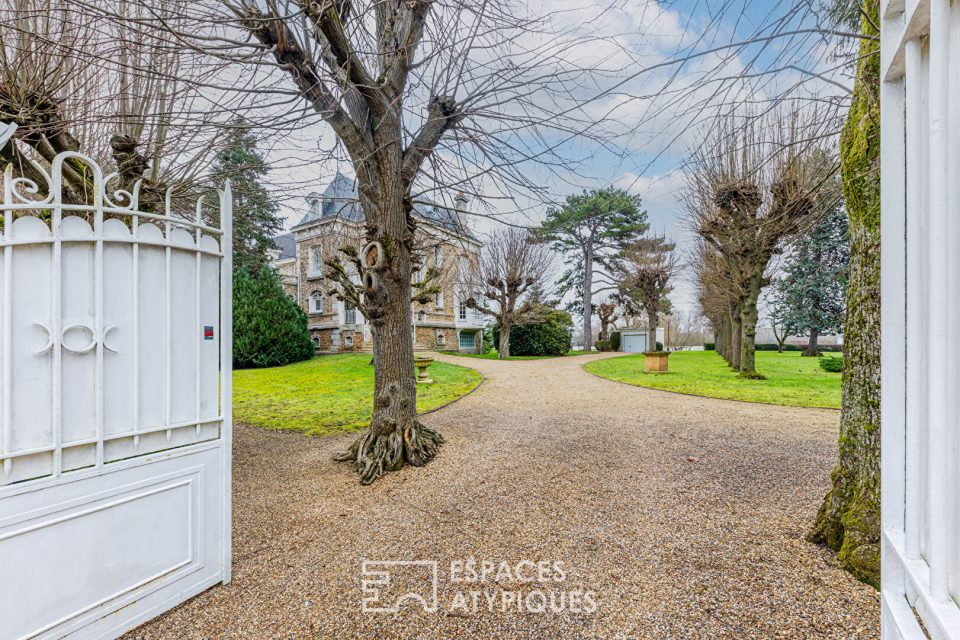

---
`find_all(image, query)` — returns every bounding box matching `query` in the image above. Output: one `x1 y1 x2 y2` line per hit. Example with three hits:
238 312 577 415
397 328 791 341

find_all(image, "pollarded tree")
596 301 619 344
772 199 849 356
539 188 649 349
694 239 742 367
615 235 678 353
685 108 838 378
132 1 631 484
0 0 236 208
461 227 552 359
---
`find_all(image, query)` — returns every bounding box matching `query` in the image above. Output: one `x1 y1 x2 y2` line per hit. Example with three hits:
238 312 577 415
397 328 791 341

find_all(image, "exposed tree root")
335 419 444 485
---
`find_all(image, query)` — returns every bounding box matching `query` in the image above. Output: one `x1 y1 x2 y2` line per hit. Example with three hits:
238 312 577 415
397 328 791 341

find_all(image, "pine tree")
772 203 850 356
211 124 284 273
538 188 649 348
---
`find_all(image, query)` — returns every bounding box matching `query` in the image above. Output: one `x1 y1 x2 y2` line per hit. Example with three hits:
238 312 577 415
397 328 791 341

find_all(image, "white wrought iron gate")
881 0 960 637
0 124 232 640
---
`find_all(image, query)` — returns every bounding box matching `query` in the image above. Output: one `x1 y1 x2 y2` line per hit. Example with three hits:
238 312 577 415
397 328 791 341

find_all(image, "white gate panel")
0 128 232 640
881 1 960 638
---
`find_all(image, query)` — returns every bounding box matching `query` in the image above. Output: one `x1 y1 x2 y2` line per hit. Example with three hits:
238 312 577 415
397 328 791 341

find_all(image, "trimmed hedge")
233 266 315 369
702 342 842 353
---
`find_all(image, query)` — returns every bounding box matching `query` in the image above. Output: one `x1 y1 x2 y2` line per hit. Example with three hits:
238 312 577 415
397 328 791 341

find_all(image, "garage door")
622 333 647 353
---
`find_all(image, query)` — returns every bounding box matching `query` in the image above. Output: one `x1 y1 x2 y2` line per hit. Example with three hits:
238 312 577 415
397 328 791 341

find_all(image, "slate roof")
273 232 296 260
291 171 475 239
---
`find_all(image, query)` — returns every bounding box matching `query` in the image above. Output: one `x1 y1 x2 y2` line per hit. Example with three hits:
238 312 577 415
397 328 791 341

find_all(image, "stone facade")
272 173 486 354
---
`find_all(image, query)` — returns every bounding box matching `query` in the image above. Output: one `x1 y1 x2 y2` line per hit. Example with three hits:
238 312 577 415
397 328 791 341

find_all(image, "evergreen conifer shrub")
234 266 315 368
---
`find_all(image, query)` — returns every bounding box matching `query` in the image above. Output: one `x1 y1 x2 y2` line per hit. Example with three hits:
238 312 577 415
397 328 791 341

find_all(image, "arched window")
309 290 324 314
436 331 446 347
309 198 320 217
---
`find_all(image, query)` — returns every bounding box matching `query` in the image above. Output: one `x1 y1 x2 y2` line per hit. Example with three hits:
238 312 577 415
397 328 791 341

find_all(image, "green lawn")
439 349 592 361
583 350 841 408
233 354 483 436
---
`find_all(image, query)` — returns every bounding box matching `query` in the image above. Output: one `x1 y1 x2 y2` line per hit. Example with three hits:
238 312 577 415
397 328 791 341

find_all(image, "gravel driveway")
127 352 879 640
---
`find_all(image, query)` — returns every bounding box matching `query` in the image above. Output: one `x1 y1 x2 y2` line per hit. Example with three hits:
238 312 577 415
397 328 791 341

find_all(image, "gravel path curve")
127 352 879 640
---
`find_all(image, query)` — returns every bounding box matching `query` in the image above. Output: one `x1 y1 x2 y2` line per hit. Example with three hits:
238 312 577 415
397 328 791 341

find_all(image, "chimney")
454 191 469 230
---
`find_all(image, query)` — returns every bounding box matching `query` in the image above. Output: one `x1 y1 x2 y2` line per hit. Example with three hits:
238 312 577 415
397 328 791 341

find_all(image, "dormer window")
309 198 320 217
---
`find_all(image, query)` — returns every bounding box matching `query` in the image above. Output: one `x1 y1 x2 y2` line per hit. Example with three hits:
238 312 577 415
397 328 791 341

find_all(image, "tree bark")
334 138 442 484
582 248 593 350
739 273 763 378
728 301 742 370
647 311 658 352
808 1 880 587
804 329 821 357
499 323 512 358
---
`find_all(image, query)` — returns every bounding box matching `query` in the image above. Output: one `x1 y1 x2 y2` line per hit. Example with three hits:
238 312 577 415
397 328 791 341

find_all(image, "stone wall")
310 327 368 353
415 326 457 351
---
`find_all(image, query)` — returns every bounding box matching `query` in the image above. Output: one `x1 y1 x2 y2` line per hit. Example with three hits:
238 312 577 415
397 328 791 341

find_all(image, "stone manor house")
270 173 485 354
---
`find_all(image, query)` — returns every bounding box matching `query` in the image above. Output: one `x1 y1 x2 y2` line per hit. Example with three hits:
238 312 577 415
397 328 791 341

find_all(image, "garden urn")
414 355 435 384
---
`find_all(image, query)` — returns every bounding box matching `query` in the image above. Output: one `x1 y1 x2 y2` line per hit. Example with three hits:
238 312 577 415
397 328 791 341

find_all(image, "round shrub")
233 266 315 369
495 307 573 356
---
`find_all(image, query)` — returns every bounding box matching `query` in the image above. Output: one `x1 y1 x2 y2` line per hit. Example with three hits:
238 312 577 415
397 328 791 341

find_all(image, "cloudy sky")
261 0 850 314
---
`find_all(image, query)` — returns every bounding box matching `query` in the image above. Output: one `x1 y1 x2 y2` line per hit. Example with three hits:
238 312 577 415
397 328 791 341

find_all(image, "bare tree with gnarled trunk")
109 0 629 483
595 301 619 344
461 227 551 359
614 235 678 353
684 108 838 378
0 0 237 209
